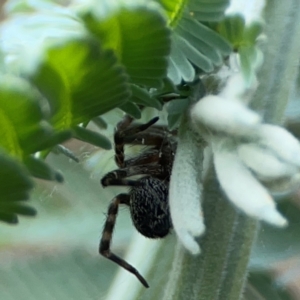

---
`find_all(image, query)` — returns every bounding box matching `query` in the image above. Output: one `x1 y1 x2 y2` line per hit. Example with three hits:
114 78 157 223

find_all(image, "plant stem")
160 169 257 300
251 0 300 124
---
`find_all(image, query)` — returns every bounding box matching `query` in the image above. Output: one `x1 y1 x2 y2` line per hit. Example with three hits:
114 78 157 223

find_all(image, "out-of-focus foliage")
0 149 132 299
82 3 171 89
167 0 232 84
32 39 130 129
0 0 171 223
216 14 263 82
0 0 236 223
245 272 293 300
0 151 35 224
0 75 66 159
251 200 300 269
1 1 300 300
0 75 69 222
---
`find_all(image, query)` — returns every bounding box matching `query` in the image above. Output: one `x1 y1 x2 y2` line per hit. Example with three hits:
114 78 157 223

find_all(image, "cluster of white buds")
171 72 300 254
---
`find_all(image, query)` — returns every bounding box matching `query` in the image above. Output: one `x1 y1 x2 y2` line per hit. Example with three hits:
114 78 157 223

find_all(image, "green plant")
1 0 300 299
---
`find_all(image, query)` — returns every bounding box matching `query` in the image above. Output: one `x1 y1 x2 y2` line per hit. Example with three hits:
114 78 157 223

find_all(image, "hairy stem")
128 1 300 299
160 168 257 300
251 0 300 124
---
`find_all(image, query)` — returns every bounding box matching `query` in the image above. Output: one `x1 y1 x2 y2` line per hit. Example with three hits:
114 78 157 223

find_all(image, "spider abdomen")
129 176 171 239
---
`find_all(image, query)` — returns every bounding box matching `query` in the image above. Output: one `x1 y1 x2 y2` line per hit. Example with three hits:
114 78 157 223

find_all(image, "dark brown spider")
99 115 177 288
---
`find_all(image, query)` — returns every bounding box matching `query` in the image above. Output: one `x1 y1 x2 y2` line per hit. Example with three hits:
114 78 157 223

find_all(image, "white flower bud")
191 95 261 136
219 73 246 101
258 124 300 167
238 143 298 180
212 138 287 227
170 124 205 255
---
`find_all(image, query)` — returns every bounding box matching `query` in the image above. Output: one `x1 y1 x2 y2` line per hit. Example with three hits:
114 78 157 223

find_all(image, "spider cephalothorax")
99 115 176 288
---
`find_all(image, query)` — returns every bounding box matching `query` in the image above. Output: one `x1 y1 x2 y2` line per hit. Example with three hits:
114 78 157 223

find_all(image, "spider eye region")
129 176 172 239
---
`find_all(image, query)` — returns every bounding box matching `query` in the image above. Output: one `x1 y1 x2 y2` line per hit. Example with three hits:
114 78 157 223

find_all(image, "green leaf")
119 102 141 119
0 75 59 158
217 14 246 49
168 11 232 83
0 203 37 217
24 155 64 182
82 3 171 88
166 98 189 115
73 126 112 150
169 42 195 83
217 15 263 84
131 85 163 110
0 212 18 224
217 15 263 51
153 0 188 27
168 113 182 130
0 150 35 224
92 117 108 130
32 38 130 130
0 151 33 201
174 32 214 72
244 22 264 44
188 0 230 22
168 57 182 84
154 0 230 25
159 77 179 95
34 130 72 153
176 25 223 65
180 16 232 54
239 45 259 83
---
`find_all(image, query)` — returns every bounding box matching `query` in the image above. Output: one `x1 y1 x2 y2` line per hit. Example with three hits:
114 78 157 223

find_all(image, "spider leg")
101 164 163 187
130 125 177 138
115 115 134 132
117 117 159 137
124 149 160 167
116 126 171 169
99 193 149 288
114 117 159 168
122 130 166 147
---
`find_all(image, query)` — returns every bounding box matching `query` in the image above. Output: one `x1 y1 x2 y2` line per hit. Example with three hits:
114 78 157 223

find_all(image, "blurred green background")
0 109 169 300
0 110 135 299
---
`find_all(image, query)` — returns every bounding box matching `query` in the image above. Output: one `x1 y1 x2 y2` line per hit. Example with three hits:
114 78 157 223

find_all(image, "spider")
99 115 177 288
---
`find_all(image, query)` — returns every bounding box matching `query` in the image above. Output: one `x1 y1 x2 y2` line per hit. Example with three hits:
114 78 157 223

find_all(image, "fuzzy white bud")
191 95 261 136
258 124 300 167
169 124 205 255
219 73 247 101
212 138 287 227
238 143 298 180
